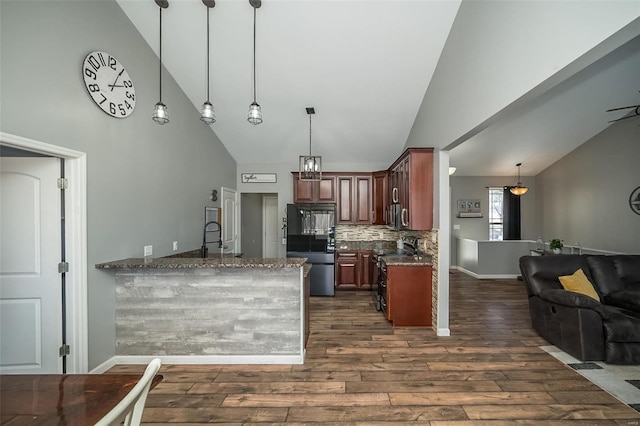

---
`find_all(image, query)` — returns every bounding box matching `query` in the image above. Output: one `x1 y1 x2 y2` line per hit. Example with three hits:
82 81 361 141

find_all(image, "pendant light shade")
299 107 322 181
152 0 169 125
510 162 529 196
200 0 216 124
248 102 262 125
247 1 262 125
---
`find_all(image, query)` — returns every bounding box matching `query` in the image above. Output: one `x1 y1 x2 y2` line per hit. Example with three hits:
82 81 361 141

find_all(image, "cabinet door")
335 252 358 288
354 175 372 224
372 171 388 225
359 251 374 288
317 175 336 203
387 265 432 326
336 176 354 224
293 176 314 203
406 150 433 230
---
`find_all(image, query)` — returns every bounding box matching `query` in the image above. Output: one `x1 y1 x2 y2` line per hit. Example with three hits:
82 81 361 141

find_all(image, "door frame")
221 187 238 254
262 195 278 257
0 132 88 373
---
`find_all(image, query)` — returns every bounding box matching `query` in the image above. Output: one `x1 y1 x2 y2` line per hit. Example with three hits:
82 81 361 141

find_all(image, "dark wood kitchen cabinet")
335 251 358 289
292 173 335 203
389 148 433 230
386 264 432 326
336 174 372 225
372 170 388 225
335 250 374 290
359 251 374 288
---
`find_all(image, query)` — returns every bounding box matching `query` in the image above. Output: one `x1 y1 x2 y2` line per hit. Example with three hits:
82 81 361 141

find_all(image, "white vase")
552 248 561 254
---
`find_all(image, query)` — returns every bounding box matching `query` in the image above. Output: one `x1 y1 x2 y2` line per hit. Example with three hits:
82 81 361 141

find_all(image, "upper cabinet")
292 173 336 203
372 170 388 226
290 147 433 229
336 174 372 225
389 148 433 230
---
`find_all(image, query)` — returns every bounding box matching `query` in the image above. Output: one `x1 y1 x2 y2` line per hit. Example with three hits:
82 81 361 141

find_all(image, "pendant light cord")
159 6 163 103
309 114 312 156
252 7 257 103
206 7 210 102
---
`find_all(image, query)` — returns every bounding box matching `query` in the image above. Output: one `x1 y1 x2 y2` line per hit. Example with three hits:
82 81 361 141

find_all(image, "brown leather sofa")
519 254 640 364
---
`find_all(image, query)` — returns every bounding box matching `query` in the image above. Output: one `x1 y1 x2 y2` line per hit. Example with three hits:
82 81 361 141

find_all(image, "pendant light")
247 0 262 125
299 107 322 181
200 0 216 124
152 0 169 125
510 162 529 196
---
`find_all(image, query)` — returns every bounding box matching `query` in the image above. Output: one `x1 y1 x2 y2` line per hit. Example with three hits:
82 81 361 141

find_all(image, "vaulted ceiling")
117 0 640 176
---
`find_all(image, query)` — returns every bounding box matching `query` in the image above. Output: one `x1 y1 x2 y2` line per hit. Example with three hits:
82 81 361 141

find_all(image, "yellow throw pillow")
558 268 600 301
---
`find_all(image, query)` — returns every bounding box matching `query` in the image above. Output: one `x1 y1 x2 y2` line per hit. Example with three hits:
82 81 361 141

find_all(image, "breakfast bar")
96 254 310 364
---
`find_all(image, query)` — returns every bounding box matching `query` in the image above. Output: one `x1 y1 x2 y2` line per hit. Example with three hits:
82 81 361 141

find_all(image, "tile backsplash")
335 225 437 255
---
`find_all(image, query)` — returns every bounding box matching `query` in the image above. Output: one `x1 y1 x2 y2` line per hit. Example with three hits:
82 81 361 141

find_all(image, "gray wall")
536 117 640 254
1 0 237 369
240 193 264 258
450 175 536 265
405 1 638 151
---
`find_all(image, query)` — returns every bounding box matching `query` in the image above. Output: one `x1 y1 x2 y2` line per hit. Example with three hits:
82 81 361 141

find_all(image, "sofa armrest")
539 289 601 309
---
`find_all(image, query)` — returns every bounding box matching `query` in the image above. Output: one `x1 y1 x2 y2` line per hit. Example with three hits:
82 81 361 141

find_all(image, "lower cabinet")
386 264 432 326
335 250 374 290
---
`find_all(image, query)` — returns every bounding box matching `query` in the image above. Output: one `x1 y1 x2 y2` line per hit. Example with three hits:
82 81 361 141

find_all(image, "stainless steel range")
373 236 419 312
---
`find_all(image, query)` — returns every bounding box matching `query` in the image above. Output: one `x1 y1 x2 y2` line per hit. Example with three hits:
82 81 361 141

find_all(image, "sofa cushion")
520 255 595 298
586 256 626 296
606 287 640 312
587 255 640 297
601 306 640 343
610 255 640 286
558 269 600 301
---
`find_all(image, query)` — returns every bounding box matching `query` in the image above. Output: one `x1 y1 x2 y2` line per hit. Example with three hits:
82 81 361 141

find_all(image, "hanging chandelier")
247 0 262 125
200 0 216 124
510 162 529 196
299 107 322 181
152 0 169 124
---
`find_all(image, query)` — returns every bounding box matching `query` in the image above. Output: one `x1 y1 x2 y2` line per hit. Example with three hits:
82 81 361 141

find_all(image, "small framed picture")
241 173 277 183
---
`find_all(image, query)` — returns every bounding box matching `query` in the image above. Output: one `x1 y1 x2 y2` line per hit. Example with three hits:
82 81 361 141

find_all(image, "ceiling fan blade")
608 113 640 123
606 104 640 112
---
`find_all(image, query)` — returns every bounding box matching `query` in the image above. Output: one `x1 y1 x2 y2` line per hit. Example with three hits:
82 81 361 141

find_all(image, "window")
488 188 503 241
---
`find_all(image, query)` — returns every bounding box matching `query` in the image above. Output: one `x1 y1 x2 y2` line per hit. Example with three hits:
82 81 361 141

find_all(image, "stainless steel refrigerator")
285 204 336 296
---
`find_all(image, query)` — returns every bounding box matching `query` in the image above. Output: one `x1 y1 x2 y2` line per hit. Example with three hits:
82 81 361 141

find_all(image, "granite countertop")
382 255 433 267
95 256 307 269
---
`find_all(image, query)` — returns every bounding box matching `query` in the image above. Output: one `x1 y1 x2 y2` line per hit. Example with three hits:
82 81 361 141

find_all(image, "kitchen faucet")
201 220 222 258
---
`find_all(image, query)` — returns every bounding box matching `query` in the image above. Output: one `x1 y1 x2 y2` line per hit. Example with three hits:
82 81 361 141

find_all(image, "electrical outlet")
172 241 178 251
144 245 153 257
282 238 286 245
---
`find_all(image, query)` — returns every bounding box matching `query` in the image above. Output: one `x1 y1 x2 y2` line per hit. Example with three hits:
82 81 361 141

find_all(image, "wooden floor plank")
103 271 640 424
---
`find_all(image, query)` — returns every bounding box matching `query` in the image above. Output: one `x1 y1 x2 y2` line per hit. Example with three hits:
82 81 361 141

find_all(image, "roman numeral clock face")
82 51 136 118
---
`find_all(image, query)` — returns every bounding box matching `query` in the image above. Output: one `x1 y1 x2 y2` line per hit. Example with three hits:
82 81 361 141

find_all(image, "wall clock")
82 51 136 118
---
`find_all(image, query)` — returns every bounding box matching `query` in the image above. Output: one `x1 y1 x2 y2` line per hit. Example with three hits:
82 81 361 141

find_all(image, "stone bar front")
96 256 309 364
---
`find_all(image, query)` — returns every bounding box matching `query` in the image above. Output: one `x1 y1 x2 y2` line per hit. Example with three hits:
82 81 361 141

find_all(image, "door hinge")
58 262 69 273
57 178 68 190
59 344 70 357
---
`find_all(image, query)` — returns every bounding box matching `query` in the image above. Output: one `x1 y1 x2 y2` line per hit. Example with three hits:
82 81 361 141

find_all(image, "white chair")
95 358 162 426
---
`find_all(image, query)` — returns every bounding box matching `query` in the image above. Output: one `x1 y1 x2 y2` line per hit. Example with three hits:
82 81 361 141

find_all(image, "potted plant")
549 239 564 254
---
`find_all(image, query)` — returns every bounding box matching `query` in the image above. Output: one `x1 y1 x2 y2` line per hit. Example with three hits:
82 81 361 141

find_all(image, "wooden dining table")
0 373 163 425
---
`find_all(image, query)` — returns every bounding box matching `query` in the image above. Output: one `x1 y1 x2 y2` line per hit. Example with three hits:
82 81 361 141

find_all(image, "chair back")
95 358 161 426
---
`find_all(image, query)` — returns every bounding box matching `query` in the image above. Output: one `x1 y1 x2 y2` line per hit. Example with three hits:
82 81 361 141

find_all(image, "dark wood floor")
109 271 640 424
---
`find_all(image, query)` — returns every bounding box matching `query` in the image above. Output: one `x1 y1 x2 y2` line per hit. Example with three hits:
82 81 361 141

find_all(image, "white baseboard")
453 266 519 280
437 327 451 337
90 356 118 374
90 353 305 372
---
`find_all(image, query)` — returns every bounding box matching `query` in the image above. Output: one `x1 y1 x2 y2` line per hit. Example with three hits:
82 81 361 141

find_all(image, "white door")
221 187 237 254
263 196 279 258
0 157 62 374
